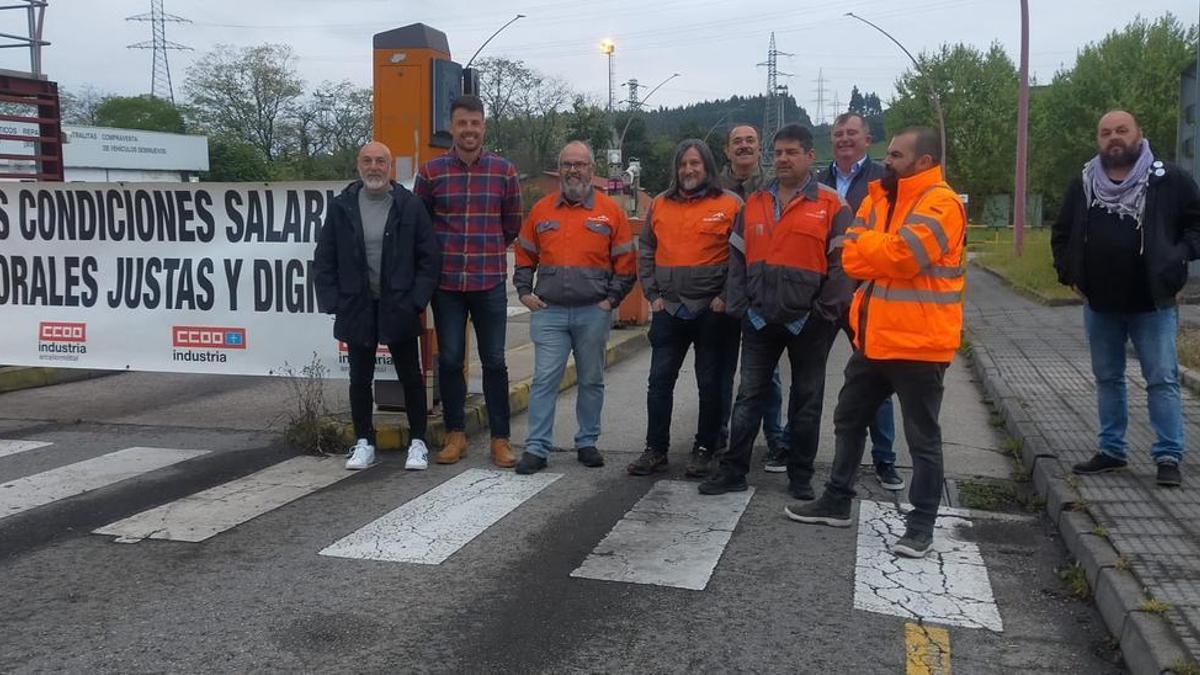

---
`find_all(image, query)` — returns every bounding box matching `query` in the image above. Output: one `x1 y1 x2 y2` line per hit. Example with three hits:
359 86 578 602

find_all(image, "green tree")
1030 14 1197 208
93 95 185 133
184 43 305 160
204 137 270 182
887 42 1019 205
60 85 108 126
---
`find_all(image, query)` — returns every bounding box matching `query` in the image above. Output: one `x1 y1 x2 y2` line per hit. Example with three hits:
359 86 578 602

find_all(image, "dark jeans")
825 351 948 535
842 327 896 464
645 309 740 453
720 315 840 483
431 284 510 438
347 336 426 444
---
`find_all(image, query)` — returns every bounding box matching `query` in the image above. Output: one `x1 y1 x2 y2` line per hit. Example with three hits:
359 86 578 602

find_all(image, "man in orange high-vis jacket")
629 139 744 479
512 141 636 475
699 124 854 497
785 126 967 559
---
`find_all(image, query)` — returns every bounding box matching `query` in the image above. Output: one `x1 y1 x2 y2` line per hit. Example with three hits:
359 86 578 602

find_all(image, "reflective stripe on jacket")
842 165 967 363
513 189 636 307
638 189 742 315
727 179 854 324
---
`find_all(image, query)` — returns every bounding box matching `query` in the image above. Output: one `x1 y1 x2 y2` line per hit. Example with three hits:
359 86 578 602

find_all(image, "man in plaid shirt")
414 95 523 468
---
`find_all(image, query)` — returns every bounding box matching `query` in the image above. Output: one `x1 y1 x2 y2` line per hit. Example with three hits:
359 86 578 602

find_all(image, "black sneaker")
764 444 788 473
576 446 605 468
783 495 852 527
875 462 905 490
788 480 815 501
1072 453 1128 475
685 446 715 478
627 449 669 476
514 452 548 475
893 529 934 558
698 469 748 495
1157 461 1182 487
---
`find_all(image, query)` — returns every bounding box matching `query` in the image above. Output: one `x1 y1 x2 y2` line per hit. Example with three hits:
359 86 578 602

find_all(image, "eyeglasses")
559 161 592 171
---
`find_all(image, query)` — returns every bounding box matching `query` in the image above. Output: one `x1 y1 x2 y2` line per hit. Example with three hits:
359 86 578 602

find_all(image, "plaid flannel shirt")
414 149 523 292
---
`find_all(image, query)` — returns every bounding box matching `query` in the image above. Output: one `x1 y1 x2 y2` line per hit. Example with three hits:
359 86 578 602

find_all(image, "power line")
758 32 793 171
127 0 192 104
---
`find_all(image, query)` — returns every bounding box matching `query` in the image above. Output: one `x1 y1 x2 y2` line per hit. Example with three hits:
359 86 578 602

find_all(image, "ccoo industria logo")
38 321 88 361
172 325 247 364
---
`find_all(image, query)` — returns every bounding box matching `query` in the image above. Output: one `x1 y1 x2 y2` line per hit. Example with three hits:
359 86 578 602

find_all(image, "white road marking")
570 480 755 591
854 500 1003 632
93 456 358 543
0 439 52 459
319 468 560 564
0 447 208 521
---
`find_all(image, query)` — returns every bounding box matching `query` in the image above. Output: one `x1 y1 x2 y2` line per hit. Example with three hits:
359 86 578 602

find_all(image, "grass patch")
1000 436 1023 461
1115 555 1131 571
1092 525 1110 538
1059 561 1091 599
276 353 346 455
1180 327 1200 372
1170 660 1200 675
971 227 1078 303
1139 599 1171 615
957 478 1019 511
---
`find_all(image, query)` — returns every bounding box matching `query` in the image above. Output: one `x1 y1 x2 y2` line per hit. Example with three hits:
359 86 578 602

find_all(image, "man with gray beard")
512 141 637 474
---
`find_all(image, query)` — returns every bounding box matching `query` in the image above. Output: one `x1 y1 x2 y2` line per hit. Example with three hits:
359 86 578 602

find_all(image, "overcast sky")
15 0 1200 122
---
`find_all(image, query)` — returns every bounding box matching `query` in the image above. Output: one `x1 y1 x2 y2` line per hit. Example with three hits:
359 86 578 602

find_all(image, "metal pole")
1194 0 1200 178
1014 0 1030 257
464 14 525 70
845 12 947 173
619 73 679 150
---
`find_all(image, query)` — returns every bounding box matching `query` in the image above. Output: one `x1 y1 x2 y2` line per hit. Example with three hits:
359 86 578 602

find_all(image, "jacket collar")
867 164 945 205
763 175 819 202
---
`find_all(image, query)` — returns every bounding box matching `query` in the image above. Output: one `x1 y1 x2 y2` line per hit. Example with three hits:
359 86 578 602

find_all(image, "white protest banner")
0 181 400 379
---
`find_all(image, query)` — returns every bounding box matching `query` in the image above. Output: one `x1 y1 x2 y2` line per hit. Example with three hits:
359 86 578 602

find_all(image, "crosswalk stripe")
0 439 53 459
854 500 1003 632
570 480 755 591
0 447 208 521
93 456 358 543
319 468 561 565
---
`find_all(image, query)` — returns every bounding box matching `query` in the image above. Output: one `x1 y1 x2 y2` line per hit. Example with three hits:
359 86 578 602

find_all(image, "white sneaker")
405 439 429 471
345 438 376 470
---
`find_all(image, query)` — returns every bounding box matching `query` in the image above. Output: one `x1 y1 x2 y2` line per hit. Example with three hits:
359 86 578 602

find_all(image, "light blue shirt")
834 155 869 200
747 308 808 335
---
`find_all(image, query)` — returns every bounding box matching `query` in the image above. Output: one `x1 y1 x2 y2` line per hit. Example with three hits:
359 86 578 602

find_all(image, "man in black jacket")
314 141 441 471
815 112 903 492
1051 110 1200 487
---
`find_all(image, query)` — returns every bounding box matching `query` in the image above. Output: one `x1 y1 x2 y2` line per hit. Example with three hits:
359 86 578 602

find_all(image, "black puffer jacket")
313 181 441 346
1051 161 1200 308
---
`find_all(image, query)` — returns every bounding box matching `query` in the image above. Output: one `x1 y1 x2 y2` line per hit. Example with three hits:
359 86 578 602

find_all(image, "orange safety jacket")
841 165 967 363
514 189 636 307
728 179 854 324
637 188 743 316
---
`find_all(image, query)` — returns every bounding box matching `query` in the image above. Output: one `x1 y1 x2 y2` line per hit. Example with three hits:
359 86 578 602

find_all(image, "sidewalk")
965 267 1200 674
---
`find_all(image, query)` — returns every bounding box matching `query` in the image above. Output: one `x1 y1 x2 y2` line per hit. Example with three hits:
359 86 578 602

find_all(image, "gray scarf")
1082 138 1155 227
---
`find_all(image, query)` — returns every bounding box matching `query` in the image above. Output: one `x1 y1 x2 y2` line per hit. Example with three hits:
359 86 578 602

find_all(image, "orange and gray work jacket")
841 165 967 363
638 188 743 316
514 189 636 307
727 178 855 324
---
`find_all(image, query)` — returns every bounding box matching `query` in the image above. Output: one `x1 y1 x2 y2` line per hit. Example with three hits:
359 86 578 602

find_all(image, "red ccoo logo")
172 326 247 350
39 321 87 343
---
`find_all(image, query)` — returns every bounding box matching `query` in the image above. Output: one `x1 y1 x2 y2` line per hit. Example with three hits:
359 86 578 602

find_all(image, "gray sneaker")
893 529 933 558
783 495 852 527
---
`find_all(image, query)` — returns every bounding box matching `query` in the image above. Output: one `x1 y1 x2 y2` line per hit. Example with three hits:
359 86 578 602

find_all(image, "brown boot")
436 431 468 464
490 438 517 468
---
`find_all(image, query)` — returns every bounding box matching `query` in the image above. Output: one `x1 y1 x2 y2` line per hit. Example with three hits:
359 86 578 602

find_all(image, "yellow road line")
905 622 951 675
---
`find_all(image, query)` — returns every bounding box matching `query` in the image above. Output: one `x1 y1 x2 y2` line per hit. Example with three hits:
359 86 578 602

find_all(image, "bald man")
314 141 441 471
1052 110 1200 488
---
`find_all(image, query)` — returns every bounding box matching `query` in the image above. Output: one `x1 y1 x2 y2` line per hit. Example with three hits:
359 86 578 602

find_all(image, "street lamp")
844 12 947 171
464 14 525 70
600 38 616 112
619 72 680 151
1014 0 1030 257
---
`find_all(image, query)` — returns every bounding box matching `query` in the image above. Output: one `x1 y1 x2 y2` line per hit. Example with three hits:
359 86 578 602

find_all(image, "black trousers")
347 336 427 444
719 315 840 482
824 351 948 535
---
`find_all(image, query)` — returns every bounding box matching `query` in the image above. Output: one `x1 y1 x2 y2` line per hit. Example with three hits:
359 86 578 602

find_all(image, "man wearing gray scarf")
1052 110 1200 487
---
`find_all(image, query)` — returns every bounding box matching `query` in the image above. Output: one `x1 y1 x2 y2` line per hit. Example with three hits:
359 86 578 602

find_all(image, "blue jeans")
1084 305 1184 463
524 305 611 458
870 398 897 465
432 284 510 438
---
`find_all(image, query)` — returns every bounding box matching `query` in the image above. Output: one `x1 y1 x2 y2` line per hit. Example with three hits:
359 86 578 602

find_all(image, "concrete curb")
965 336 1196 674
366 326 650 451
0 366 115 395
1181 364 1200 399
969 260 1081 307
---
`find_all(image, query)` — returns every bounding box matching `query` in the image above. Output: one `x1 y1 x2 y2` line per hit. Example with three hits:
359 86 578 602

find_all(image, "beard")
1099 140 1141 170
881 165 899 195
561 176 590 203
361 173 389 191
680 175 703 192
